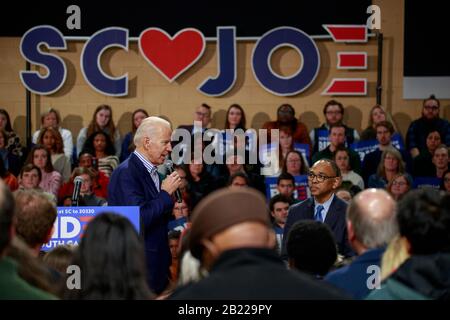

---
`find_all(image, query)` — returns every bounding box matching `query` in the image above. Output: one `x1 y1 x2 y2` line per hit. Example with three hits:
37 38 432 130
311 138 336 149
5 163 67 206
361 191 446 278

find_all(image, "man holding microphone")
109 116 182 294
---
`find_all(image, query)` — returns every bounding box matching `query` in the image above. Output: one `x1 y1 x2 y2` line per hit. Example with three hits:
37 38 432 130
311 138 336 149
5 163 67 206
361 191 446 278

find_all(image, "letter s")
20 25 67 95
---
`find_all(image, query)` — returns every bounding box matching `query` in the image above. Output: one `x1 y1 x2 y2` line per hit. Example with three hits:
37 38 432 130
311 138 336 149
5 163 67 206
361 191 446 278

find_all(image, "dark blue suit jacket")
108 153 174 294
281 196 353 258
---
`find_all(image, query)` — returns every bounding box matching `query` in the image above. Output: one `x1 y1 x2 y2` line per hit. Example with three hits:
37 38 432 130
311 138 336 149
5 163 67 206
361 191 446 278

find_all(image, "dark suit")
108 153 174 294
282 196 353 258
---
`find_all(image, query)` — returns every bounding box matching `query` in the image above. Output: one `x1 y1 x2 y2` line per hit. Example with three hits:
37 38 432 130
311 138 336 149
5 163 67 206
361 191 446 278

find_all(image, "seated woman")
334 146 364 190
120 108 149 162
386 173 412 201
37 126 71 182
412 130 442 176
25 145 62 198
77 104 121 159
368 146 410 189
32 108 73 159
0 109 25 157
0 128 22 176
184 156 219 209
168 198 190 232
281 150 309 177
360 104 398 141
81 131 119 178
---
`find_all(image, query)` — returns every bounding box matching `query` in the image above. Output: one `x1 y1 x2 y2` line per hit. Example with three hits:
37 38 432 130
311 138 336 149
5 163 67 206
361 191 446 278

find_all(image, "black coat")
170 248 349 300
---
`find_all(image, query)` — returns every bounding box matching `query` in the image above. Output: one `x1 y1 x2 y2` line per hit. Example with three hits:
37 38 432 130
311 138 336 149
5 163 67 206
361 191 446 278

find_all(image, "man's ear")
332 177 342 190
266 229 276 249
347 220 355 243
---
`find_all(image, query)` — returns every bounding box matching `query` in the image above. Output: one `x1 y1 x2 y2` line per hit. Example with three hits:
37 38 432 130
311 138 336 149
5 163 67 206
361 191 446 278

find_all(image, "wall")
1 0 448 147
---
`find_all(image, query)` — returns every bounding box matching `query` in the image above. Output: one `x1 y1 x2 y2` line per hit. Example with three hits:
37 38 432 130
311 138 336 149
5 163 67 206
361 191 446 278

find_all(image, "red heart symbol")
139 28 205 82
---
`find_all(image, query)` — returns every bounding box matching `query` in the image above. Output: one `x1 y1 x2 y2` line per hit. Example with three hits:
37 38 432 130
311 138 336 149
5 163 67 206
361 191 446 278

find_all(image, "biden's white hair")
134 116 171 147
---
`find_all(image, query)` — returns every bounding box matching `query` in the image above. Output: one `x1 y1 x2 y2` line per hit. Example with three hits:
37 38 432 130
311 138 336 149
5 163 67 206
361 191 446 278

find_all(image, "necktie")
315 205 324 222
150 167 160 192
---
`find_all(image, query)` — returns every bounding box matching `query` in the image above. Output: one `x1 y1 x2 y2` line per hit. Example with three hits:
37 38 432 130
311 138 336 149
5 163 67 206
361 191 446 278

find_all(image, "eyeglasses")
424 106 439 111
195 111 210 117
307 171 337 183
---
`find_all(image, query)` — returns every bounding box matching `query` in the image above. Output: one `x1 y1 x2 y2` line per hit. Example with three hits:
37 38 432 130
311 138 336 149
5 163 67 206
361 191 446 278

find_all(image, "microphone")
164 160 183 203
72 176 84 206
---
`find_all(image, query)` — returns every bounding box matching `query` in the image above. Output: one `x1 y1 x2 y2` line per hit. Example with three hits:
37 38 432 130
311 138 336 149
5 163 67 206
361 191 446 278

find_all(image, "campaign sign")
265 175 309 201
413 177 441 190
41 206 140 251
351 133 405 162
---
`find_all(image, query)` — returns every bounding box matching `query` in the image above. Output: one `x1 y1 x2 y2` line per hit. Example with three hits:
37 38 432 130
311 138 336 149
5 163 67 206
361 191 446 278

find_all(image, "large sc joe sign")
20 25 369 97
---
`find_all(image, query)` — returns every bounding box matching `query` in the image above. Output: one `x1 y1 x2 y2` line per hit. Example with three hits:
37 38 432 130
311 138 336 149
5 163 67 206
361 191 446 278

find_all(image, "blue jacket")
108 153 174 294
325 247 385 299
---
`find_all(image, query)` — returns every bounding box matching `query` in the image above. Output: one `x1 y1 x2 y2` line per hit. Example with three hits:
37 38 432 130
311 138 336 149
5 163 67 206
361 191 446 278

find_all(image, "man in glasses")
309 100 360 154
282 159 353 258
406 94 450 158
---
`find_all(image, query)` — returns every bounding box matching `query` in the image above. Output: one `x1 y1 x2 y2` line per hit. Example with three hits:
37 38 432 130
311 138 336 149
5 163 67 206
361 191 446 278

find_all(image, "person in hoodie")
367 188 450 300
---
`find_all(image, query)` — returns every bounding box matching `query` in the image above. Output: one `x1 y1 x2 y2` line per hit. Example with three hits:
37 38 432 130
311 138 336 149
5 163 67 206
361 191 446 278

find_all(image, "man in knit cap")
170 187 347 299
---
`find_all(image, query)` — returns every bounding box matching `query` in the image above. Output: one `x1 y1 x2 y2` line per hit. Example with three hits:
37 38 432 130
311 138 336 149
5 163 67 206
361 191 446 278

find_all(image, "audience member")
325 189 397 299
309 100 359 154
282 159 353 257
120 108 149 162
32 108 73 159
170 188 347 299
367 189 450 300
77 104 121 158
406 94 450 158
64 213 153 299
287 220 338 278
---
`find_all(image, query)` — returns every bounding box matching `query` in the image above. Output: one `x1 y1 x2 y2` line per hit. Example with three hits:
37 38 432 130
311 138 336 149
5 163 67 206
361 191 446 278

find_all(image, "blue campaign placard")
413 177 441 190
41 206 140 251
265 175 309 201
350 133 404 162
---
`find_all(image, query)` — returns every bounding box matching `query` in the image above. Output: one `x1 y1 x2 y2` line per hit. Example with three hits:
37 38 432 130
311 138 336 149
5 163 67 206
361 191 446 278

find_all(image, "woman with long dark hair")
120 108 149 162
64 213 152 299
76 105 121 159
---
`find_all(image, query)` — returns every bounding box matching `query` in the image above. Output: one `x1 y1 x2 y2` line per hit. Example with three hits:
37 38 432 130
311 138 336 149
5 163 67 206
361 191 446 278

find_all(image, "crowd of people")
0 95 449 300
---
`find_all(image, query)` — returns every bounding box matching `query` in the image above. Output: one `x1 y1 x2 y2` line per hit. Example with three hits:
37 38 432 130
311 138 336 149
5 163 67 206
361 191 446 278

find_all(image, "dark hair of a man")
269 194 292 212
228 171 249 186
397 189 450 255
286 220 337 276
375 121 395 135
277 172 295 186
64 213 152 299
323 100 344 115
423 94 440 108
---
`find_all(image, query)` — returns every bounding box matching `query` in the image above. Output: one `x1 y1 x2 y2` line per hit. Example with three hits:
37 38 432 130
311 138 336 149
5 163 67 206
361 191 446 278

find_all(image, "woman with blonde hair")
368 146 409 189
361 105 398 141
32 108 73 159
